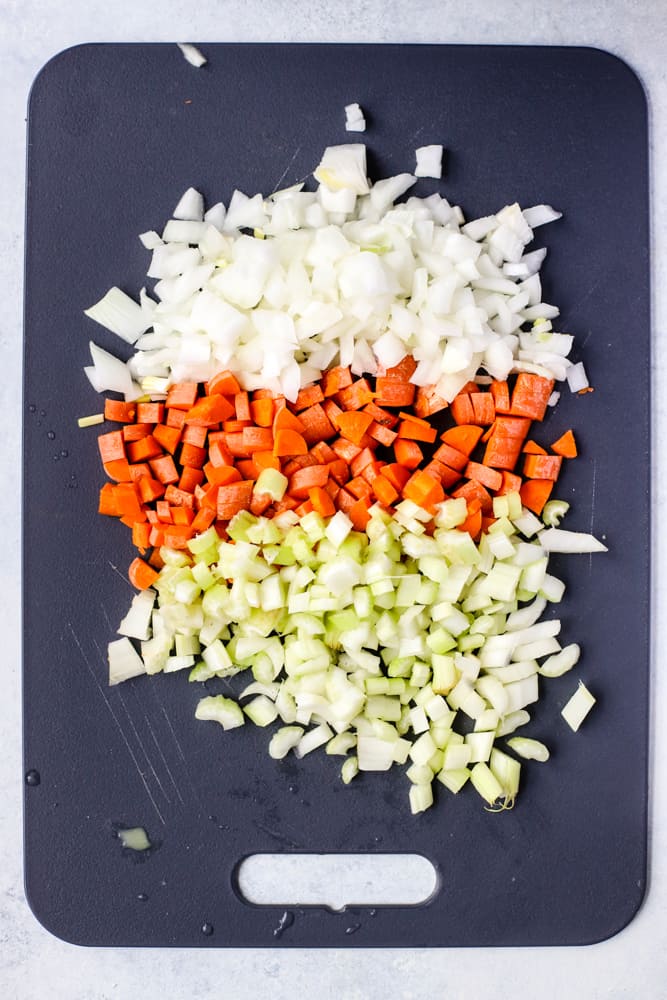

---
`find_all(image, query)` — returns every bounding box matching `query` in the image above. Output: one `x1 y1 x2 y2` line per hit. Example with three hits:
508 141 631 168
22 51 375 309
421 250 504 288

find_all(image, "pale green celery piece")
118 827 151 851
539 643 580 677
410 661 431 688
436 530 480 566
409 783 434 814
475 675 509 715
561 681 596 731
426 628 457 655
520 557 548 595
175 634 201 657
430 722 454 749
437 767 471 794
407 763 434 785
457 633 485 652
431 654 458 694
189 660 217 683
433 497 468 528
195 695 244 730
487 515 516 537
159 547 190 568
507 737 550 761
326 732 357 755
461 593 493 614
226 510 258 542
465 731 495 763
268 726 304 759
490 748 521 801
470 761 503 805
254 467 288 501
474 709 500 732
252 652 279 684
542 499 570 528
191 561 216 591
341 757 359 784
365 695 402 722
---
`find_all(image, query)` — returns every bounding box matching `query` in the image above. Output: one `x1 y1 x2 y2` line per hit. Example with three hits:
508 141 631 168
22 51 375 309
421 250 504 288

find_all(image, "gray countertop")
2 2 665 997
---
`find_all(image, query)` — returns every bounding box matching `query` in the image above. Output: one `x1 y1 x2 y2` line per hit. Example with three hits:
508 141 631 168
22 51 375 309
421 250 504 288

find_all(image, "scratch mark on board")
68 624 165 825
151 688 205 812
108 560 134 591
589 458 598 574
271 146 302 194
131 687 185 807
256 823 301 849
112 683 173 808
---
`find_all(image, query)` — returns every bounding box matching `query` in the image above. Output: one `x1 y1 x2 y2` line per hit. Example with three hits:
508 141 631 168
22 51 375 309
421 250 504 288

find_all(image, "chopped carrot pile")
94 363 576 587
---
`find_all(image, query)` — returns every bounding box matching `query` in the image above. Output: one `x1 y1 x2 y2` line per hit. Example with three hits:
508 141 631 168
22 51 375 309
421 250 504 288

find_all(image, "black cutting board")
23 43 650 947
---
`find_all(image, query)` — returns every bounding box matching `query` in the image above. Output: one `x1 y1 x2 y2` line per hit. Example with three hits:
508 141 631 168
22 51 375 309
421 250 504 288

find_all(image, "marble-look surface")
2 2 665 997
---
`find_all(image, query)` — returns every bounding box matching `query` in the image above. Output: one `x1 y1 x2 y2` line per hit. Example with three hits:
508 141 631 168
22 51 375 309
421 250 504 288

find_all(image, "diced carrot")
363 401 399 428
452 479 493 514
98 430 125 463
385 356 417 381
241 426 274 452
179 466 205 493
551 429 578 458
292 384 325 411
433 441 468 471
490 380 511 414
236 459 259 480
482 416 531 470
322 398 344 430
153 425 183 454
149 453 179 484
470 392 495 426
203 463 242 487
179 442 207 468
98 483 118 516
403 471 445 509
251 492 275 516
129 463 150 482
327 459 350 485
397 417 437 444
217 481 254 520
337 410 374 446
335 488 356 514
368 422 398 447
127 434 163 463
299 404 336 444
496 470 523 495
148 526 165 547
310 441 337 464
128 557 159 590
103 459 132 482
347 476 373 501
450 394 475 425
136 402 164 424
166 407 187 429
185 394 234 426
321 365 353 396
223 433 253 458
283 454 318 477
164 485 196 510
163 525 194 549
523 454 563 481
182 424 208 448
122 423 153 443
288 465 329 499
457 507 483 540
374 378 415 408
510 373 555 421
520 479 554 515
253 450 281 471
132 521 151 550
113 483 145 521
156 500 172 523
372 475 399 506
523 440 547 455
234 391 251 422
250 397 275 427
274 428 308 457
252 388 274 400
360 460 384 485
223 419 251 433
208 439 234 467
332 438 362 464
197 483 219 510
414 385 449 419
171 506 194 526
273 404 305 434
309 486 336 517
104 399 137 423
190 507 217 533
441 425 485 456
349 497 371 531
272 495 298 513
137 477 165 503
336 379 375 411
350 447 376 478
424 461 460 489
382 463 411 492
393 438 423 469
166 382 198 410
464 461 503 492
207 370 241 396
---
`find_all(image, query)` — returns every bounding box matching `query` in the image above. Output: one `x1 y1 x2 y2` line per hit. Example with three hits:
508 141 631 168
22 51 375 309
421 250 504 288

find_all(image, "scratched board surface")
23 44 650 947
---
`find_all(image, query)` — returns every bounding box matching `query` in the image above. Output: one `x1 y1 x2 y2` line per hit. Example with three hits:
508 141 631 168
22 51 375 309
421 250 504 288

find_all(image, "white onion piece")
173 187 204 221
88 341 136 397
522 204 562 228
566 361 589 392
415 145 443 178
176 43 207 68
84 287 149 344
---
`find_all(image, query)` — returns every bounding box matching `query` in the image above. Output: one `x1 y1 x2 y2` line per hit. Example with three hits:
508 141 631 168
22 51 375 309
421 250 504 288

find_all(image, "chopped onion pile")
84 142 573 404
108 493 604 813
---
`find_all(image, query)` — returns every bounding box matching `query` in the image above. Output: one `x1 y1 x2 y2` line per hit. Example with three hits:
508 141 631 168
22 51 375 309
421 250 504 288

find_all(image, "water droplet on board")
39 409 46 417
137 892 149 902
369 908 377 917
345 923 361 935
288 784 298 794
53 454 60 461
60 449 68 458
29 404 36 413
273 910 294 938
47 430 56 440
201 922 214 936
25 769 41 786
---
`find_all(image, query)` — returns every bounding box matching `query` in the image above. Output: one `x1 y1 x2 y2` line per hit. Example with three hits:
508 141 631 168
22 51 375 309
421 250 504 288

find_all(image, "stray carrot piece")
482 416 530 470
98 430 125 464
322 398 344 430
397 417 437 444
394 438 423 470
217 481 254 520
523 454 563 481
327 459 350 485
310 441 337 464
156 500 172 523
510 373 555 421
104 399 137 423
384 356 417 381
490 380 512 414
496 471 523 495
274 428 308 457
373 378 415 408
122 422 153 443
164 485 196 510
179 442 207 469
182 424 208 448
520 478 554 515
349 497 372 531
337 410 374 446
126 434 163 463
253 450 281 471
190 506 217 533
128 557 159 590
425 461 460 489
203 463 242 487
464 461 503 492
441 424 484 457
347 476 373 501
288 465 329 499
207 370 241 396
132 521 151 551
523 440 548 455
149 453 179 484
250 397 275 427
414 385 448 419
234 391 251 422
433 441 468 472
166 382 198 410
372 475 399 507
185 394 234 426
336 378 375 411
350 447 375 478
309 486 336 517
292 384 325 411
153 424 182 454
551 429 578 458
458 507 483 540
179 466 205 493
382 463 411 492
103 458 132 482
452 479 493 514
450 394 475 425
98 483 118 516
470 392 495 426
166 407 187 429
136 401 164 424
208 439 234 467
299 403 336 444
137 477 165 503
321 365 353 397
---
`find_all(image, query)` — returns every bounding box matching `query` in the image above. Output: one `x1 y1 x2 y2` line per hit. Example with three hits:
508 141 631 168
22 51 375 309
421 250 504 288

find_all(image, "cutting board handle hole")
235 853 438 910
